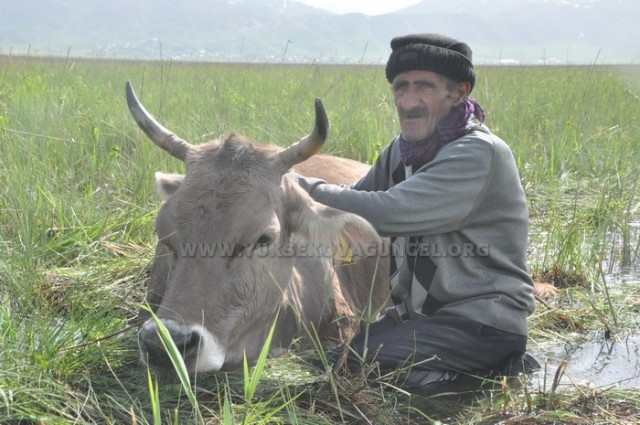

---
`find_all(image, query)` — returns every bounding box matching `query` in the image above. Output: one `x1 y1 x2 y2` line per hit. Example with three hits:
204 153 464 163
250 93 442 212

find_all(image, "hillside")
0 0 637 63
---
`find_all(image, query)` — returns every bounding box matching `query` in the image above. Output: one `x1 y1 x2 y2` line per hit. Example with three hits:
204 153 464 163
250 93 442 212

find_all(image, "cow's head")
126 82 380 372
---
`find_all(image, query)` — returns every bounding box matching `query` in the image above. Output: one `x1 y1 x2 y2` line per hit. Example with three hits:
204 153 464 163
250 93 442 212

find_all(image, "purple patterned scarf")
399 99 485 169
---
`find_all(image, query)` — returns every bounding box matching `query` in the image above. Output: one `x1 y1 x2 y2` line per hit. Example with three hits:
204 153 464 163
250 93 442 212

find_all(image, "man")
294 33 537 392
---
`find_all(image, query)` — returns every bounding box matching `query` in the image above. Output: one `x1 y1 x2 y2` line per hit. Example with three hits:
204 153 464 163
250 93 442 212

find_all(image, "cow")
126 81 390 373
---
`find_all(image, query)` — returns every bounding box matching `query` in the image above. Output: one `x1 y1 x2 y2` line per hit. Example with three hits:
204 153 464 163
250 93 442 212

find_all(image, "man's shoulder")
441 127 496 154
434 127 516 170
456 125 512 153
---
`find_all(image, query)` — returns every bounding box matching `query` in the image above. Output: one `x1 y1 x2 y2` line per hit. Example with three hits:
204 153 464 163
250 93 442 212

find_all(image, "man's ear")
282 175 382 262
155 172 184 200
453 81 472 105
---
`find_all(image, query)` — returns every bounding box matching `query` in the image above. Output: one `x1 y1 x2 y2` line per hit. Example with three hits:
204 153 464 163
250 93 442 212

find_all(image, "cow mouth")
138 319 225 372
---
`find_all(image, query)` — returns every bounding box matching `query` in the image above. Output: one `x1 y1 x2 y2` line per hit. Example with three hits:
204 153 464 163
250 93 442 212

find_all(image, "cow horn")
278 98 328 170
125 81 192 161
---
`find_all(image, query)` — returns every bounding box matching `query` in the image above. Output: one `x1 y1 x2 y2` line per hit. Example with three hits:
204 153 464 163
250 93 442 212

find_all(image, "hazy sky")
293 0 422 15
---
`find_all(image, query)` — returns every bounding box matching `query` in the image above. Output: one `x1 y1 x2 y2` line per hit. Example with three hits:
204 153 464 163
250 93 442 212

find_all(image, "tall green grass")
1 55 639 423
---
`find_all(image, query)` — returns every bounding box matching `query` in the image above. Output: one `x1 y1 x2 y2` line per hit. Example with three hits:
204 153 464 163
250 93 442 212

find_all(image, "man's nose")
397 86 421 110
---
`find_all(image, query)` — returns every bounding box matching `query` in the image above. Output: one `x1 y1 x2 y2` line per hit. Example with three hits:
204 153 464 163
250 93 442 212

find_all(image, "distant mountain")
377 0 640 64
0 0 637 64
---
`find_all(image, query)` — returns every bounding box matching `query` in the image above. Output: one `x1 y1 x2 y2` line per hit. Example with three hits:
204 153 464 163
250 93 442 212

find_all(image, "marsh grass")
1 54 639 423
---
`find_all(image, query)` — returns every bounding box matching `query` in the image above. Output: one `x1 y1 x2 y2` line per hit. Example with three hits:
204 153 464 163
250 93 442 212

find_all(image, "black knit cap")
385 33 475 91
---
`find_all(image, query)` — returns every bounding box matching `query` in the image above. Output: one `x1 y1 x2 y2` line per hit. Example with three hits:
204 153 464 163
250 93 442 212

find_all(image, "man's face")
392 70 465 143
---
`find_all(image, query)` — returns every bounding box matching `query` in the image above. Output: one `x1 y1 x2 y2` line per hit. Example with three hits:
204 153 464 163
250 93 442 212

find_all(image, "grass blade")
244 310 278 401
142 305 205 424
146 366 161 425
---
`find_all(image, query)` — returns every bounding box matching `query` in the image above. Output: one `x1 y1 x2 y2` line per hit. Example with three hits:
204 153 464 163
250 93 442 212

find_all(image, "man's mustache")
401 107 428 119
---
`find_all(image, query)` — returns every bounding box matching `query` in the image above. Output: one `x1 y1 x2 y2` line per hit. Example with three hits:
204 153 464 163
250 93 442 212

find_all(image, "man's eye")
256 234 274 247
393 84 407 94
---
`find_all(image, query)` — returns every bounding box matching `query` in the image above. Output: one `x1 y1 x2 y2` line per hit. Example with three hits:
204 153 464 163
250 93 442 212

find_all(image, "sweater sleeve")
305 138 495 237
351 141 393 192
295 141 393 193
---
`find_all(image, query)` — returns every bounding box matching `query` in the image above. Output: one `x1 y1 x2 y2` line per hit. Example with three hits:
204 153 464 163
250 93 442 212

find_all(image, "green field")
1 55 639 423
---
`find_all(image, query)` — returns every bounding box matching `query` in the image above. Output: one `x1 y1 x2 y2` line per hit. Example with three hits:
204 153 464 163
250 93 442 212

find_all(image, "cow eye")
256 234 274 247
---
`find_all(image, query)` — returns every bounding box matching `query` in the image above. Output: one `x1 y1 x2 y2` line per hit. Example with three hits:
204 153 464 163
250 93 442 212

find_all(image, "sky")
293 0 422 15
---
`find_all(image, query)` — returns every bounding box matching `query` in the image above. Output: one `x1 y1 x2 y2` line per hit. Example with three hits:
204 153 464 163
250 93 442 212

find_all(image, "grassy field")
1 55 639 424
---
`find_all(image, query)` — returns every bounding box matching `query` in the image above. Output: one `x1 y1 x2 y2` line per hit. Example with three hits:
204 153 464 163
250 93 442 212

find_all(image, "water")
530 266 640 390
526 222 640 391
530 333 640 390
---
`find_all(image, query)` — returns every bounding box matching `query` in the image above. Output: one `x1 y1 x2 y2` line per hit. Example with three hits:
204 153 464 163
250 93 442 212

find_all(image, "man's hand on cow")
287 171 323 194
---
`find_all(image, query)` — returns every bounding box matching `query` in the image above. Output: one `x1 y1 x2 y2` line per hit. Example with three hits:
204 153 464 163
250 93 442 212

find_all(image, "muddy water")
530 268 640 390
530 334 640 390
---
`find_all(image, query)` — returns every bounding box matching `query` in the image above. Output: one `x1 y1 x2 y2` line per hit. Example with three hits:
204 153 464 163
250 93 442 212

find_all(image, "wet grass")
1 54 639 423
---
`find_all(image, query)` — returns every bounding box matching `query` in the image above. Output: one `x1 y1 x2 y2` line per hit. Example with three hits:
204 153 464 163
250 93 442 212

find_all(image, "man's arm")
296 138 494 237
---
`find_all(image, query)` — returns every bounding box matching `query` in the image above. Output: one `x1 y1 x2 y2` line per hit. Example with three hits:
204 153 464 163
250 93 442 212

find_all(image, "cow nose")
138 319 202 369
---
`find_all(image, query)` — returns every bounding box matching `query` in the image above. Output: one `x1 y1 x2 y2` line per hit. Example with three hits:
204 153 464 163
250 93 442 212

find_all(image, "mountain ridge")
1 0 637 64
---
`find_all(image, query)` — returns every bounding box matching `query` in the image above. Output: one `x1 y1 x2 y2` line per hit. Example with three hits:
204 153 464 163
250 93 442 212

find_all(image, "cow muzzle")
138 318 225 372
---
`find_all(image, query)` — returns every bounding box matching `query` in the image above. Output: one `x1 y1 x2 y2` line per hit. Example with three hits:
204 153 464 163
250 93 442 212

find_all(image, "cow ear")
155 172 184 200
282 175 381 261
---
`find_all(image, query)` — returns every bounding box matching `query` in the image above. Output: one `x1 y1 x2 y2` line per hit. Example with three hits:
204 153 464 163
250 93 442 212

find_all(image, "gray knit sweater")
297 125 535 336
